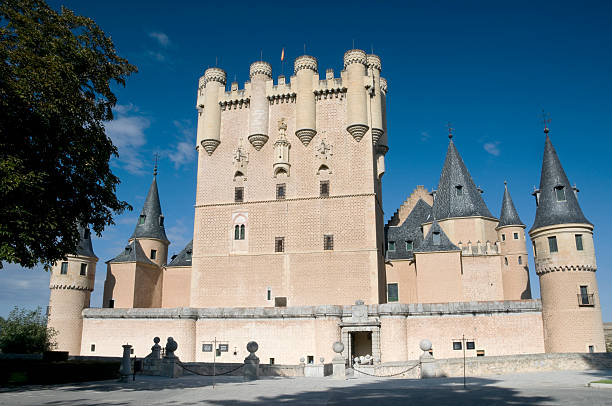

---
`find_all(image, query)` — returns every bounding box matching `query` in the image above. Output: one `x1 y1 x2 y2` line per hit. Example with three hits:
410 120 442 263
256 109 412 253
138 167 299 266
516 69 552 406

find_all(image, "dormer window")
555 185 566 201
159 215 164 226
432 232 441 246
388 241 396 251
455 185 463 196
405 240 413 251
138 215 146 225
186 249 192 260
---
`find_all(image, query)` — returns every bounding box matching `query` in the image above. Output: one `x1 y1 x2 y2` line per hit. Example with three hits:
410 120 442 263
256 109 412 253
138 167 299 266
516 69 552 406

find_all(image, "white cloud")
166 120 196 169
149 32 170 48
420 131 430 142
106 105 150 174
146 50 166 62
483 141 501 156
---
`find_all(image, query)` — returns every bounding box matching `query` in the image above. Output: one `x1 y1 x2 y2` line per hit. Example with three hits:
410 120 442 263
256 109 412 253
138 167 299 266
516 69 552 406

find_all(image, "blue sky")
1 0 610 321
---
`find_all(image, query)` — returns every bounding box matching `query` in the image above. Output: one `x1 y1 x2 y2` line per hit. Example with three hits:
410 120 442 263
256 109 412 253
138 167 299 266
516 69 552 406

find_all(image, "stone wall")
605 322 612 352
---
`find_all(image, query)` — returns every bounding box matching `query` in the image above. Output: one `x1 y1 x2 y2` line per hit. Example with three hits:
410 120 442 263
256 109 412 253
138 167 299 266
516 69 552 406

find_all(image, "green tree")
0 0 136 270
0 307 56 353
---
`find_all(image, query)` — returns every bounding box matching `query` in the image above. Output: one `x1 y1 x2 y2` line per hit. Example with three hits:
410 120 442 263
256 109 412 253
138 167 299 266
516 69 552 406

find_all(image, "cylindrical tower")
47 227 97 355
294 55 318 146
367 54 384 145
343 49 369 141
496 182 531 300
248 61 272 150
530 133 605 353
198 67 226 155
378 77 389 154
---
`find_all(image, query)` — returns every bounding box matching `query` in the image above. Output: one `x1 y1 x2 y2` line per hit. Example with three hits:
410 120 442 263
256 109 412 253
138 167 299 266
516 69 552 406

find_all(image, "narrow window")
240 224 245 240
588 345 594 353
324 235 334 250
130 348 134 355
234 225 240 240
580 285 590 305
270 358 275 365
548 236 558 253
405 240 413 251
453 342 462 350
504 257 508 266
513 232 519 240
388 241 396 251
84 229 91 239
575 234 583 251
518 256 522 265
555 186 566 201
138 214 146 225
267 288 271 301
235 187 244 203
108 299 114 308
502 234 506 242
466 341 475 350
455 185 463 196
60 262 68 275
275 237 284 253
159 215 164 226
387 283 399 302
46 306 51 317
432 232 441 246
307 356 314 365
80 263 87 276
150 249 157 260
276 183 286 200
91 344 96 352
320 181 329 197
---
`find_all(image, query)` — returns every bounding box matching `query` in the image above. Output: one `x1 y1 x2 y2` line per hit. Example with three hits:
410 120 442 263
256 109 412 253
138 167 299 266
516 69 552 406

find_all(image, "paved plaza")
0 369 610 405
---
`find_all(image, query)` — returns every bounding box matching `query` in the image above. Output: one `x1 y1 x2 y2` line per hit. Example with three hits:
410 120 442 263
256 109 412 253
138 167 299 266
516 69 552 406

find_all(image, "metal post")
213 337 216 389
462 334 466 389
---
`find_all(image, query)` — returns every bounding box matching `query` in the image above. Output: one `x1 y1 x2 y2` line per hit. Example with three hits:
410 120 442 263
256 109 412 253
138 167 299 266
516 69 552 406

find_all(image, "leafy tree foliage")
0 307 56 353
0 0 136 270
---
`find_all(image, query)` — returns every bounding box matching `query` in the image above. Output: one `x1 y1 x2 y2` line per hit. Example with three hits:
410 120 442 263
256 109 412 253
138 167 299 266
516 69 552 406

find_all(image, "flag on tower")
281 48 285 62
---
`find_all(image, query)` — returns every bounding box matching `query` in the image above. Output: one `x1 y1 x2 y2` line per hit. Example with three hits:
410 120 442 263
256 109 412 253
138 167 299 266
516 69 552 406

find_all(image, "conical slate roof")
107 240 155 265
531 135 591 231
75 225 97 258
497 182 524 228
414 220 459 253
131 176 169 242
168 240 193 267
386 199 433 260
432 140 494 221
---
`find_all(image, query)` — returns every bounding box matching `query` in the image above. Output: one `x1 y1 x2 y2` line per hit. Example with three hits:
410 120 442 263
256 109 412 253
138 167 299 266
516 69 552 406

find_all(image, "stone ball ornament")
166 337 178 352
333 341 344 354
246 341 258 354
153 337 160 344
419 339 432 352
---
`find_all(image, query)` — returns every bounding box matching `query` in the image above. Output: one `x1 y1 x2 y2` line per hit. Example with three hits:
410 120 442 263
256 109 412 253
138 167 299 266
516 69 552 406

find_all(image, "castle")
47 50 606 364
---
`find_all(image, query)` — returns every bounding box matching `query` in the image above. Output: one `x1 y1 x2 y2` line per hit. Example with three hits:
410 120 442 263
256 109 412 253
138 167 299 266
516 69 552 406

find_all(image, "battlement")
458 240 501 256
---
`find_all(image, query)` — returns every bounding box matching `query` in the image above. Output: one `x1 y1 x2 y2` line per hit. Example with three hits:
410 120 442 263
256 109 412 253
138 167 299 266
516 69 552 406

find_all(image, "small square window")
320 181 329 197
388 241 396 251
91 344 96 352
504 257 508 266
548 236 558 253
202 343 213 352
324 235 334 250
275 237 284 253
60 262 68 275
307 355 314 364
150 249 157 260
108 299 114 308
80 263 87 276
502 234 506 241
405 240 413 251
476 350 485 357
453 342 462 350
387 283 398 302
466 341 475 350
138 215 146 225
513 232 519 240
455 185 463 196
588 345 594 353
575 234 583 251
235 187 244 203
555 186 566 201
432 232 441 246
276 184 286 200
270 358 275 365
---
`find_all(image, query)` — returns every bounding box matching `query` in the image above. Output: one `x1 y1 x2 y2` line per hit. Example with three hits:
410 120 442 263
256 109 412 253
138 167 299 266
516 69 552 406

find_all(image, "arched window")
240 224 245 240
234 225 240 240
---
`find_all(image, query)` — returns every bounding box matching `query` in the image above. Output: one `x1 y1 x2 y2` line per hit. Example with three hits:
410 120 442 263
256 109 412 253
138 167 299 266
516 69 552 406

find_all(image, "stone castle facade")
47 50 606 364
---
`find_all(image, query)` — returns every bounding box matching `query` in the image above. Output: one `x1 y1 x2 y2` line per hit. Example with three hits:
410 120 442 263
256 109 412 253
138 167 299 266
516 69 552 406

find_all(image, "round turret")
294 55 318 74
343 50 369 141
198 67 226 155
249 61 272 79
366 54 382 72
294 55 318 146
367 54 384 145
343 49 367 69
203 67 227 86
248 61 272 151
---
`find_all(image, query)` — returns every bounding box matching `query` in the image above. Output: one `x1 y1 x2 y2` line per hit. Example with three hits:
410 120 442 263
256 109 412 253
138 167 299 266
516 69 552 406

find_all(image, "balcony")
578 293 595 307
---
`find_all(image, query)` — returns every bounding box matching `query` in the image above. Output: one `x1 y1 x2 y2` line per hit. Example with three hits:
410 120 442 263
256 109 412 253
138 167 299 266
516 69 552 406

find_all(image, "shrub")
0 307 56 354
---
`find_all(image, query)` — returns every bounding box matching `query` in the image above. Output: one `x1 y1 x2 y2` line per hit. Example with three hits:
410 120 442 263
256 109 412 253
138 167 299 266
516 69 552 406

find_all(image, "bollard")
419 339 437 379
161 337 182 378
119 344 132 382
243 341 260 381
332 341 346 379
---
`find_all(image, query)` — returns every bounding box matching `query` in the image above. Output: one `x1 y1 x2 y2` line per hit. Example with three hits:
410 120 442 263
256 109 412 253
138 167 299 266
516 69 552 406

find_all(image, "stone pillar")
243 341 260 381
332 341 346 379
161 337 182 378
418 339 437 379
371 328 381 363
119 344 132 382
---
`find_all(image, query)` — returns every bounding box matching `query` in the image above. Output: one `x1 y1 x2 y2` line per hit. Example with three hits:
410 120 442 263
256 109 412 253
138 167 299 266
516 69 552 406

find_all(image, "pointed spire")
432 138 494 221
414 220 459 253
130 176 169 242
497 181 524 228
531 133 590 231
75 225 96 258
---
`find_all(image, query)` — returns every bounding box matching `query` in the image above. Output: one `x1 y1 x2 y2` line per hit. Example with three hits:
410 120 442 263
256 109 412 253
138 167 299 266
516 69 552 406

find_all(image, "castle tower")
248 61 272 150
103 171 170 308
343 49 369 141
496 182 532 300
529 131 605 353
294 55 318 146
197 67 227 155
48 226 97 355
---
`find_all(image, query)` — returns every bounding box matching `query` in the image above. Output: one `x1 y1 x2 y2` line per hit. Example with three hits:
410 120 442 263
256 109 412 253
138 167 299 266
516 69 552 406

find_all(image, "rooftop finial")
541 109 551 134
504 180 507 187
153 153 159 177
447 122 453 139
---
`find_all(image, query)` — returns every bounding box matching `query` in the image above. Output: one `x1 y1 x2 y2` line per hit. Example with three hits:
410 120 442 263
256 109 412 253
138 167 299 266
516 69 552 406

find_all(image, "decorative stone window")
275 237 284 253
276 183 286 200
388 241 396 251
324 235 334 250
138 214 146 225
548 236 558 253
320 180 329 197
80 263 87 276
513 232 519 240
234 224 245 240
387 283 398 302
235 187 244 203
60 262 68 275
150 249 157 260
405 240 413 251
432 232 441 246
555 185 566 201
455 185 463 196
575 234 583 251
518 256 522 265
453 341 462 350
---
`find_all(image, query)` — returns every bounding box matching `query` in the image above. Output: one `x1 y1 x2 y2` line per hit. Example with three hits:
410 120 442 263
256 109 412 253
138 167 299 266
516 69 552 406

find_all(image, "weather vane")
541 110 551 134
153 153 160 176
447 122 454 139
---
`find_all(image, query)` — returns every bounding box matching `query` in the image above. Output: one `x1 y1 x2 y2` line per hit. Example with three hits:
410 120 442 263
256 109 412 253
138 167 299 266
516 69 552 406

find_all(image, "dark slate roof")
386 199 432 260
107 240 156 265
75 225 97 258
167 240 193 267
531 135 591 231
497 182 524 228
432 140 494 221
414 220 459 253
131 176 169 242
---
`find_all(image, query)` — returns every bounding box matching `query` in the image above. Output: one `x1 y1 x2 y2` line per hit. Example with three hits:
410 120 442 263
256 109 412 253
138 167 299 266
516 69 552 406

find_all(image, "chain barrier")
351 362 420 378
177 361 244 377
